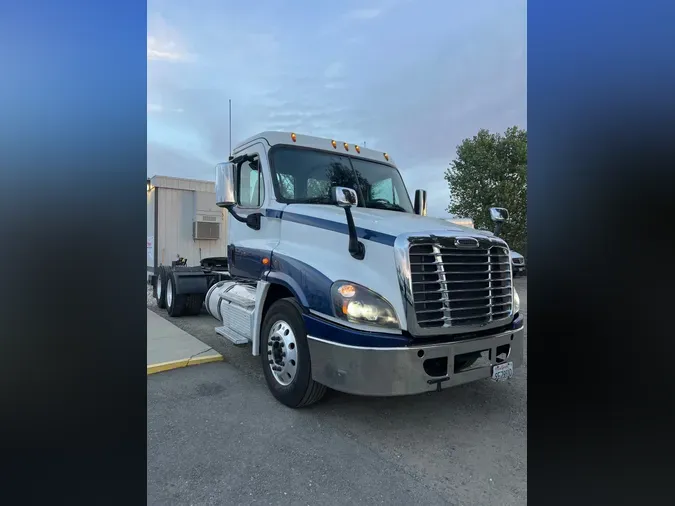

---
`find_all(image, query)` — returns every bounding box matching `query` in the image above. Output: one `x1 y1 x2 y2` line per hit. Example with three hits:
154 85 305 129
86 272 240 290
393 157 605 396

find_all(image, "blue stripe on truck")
267 252 334 316
303 312 410 348
264 208 396 247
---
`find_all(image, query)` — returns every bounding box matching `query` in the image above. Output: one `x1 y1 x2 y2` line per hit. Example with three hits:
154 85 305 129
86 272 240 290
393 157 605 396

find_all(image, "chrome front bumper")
307 326 524 397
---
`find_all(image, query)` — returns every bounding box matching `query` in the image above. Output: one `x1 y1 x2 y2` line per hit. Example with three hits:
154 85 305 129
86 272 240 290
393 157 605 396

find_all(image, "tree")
444 126 527 256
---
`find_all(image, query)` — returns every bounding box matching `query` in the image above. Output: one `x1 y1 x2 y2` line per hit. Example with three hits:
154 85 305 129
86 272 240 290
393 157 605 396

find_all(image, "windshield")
269 146 414 213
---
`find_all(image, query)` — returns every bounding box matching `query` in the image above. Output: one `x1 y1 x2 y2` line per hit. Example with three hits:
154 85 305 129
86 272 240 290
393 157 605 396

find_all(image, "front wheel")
260 298 326 408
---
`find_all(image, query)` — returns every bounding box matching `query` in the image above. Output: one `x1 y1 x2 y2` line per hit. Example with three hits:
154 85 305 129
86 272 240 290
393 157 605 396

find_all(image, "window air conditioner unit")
193 221 220 240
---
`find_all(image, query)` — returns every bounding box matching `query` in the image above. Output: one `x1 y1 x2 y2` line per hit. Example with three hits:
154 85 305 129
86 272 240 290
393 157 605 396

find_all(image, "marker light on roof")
355 145 361 153
343 142 349 151
331 140 337 149
383 153 390 161
290 133 297 142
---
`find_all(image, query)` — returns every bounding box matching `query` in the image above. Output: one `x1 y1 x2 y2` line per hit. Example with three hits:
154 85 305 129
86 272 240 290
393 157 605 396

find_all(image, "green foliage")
444 126 527 255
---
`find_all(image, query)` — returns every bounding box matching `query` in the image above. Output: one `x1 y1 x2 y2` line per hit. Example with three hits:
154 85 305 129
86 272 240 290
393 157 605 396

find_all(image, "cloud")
146 1 527 214
324 62 343 80
324 82 346 90
147 103 184 114
346 8 382 20
147 142 215 180
147 48 184 62
147 15 191 62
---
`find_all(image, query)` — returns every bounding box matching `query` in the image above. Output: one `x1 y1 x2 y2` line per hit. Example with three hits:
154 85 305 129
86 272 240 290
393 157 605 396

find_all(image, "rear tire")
166 271 186 317
260 298 326 408
156 266 169 309
184 294 204 316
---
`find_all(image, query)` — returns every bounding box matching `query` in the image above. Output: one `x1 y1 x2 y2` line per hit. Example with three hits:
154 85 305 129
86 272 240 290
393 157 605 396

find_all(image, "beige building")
147 175 229 281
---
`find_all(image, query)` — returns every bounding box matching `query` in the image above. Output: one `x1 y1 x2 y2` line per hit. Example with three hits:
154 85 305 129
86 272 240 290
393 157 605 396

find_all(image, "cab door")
227 142 282 279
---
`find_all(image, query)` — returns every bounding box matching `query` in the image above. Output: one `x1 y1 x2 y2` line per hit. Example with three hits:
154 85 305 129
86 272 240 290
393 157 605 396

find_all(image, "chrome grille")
408 238 513 330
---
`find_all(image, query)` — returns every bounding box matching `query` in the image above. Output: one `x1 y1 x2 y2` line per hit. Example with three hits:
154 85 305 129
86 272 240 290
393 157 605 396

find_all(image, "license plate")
491 362 514 382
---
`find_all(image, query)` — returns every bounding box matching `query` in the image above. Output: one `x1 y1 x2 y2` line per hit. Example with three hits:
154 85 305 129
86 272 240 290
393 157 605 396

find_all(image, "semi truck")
153 131 524 408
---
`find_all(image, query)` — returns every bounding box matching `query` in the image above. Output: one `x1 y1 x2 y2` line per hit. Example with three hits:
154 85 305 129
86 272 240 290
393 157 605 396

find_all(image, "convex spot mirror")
489 207 509 222
332 186 358 207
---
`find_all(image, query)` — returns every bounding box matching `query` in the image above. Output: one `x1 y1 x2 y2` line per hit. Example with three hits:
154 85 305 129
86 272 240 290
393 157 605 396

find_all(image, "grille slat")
409 238 513 330
413 278 493 285
410 263 494 269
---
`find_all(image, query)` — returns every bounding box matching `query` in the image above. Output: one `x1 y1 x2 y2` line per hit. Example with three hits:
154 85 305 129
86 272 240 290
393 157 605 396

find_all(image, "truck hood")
284 204 494 239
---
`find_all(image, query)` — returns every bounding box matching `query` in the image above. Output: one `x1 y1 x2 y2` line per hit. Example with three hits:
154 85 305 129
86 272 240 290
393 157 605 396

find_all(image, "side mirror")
215 162 236 208
332 186 358 207
489 207 509 237
414 189 427 216
489 207 509 222
217 159 262 231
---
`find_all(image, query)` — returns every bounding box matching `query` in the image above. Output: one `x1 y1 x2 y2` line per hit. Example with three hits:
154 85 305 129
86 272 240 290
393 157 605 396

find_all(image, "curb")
147 354 223 375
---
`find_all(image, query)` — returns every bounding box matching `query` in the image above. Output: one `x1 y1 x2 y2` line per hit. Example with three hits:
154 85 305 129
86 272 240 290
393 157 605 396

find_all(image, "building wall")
147 187 156 270
156 187 229 268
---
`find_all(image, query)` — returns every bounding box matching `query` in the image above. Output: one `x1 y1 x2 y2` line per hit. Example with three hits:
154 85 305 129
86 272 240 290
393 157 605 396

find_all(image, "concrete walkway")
147 309 223 374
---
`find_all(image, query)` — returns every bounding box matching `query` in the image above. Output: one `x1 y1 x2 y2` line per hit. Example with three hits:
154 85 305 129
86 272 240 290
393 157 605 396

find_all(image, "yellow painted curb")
147 355 223 375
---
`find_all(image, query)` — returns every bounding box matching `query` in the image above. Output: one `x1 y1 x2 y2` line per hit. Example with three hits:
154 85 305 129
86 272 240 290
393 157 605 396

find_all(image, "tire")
184 294 204 316
166 271 187 317
155 266 169 309
260 298 326 408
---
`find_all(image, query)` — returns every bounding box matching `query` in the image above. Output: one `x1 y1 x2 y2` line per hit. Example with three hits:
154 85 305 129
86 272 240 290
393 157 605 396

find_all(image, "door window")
237 155 264 208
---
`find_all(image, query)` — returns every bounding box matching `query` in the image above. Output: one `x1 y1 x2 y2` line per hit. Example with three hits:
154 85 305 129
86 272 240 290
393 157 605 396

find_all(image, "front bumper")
307 323 524 397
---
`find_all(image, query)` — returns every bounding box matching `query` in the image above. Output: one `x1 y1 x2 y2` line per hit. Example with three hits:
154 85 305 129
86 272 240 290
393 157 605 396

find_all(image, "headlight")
331 281 399 329
513 288 520 314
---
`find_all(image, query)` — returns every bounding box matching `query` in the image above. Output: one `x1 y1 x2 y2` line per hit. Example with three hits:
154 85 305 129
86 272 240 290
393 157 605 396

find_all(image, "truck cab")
199 131 524 407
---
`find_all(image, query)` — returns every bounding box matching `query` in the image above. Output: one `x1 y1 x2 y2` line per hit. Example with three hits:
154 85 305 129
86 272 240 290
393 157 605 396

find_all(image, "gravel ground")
148 277 527 505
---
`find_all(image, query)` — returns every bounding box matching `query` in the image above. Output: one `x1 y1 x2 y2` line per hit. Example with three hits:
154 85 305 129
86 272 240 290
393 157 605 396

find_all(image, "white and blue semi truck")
153 131 524 408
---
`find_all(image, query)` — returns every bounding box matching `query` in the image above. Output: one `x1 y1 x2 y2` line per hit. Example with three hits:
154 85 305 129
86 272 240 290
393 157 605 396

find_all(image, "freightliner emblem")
454 237 480 248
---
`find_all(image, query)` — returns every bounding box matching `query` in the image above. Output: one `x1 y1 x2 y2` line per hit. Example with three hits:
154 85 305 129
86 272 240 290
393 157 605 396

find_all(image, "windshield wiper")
366 201 408 212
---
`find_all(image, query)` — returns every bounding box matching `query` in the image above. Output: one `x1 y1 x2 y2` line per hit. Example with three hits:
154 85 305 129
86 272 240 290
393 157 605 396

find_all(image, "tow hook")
427 376 450 392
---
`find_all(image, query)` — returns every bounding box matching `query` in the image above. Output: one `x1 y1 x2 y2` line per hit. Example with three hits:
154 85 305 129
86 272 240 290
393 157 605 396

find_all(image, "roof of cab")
232 131 396 166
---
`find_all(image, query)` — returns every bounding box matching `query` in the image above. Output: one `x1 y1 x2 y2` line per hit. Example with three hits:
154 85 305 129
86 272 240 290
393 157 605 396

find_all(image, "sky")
147 0 526 217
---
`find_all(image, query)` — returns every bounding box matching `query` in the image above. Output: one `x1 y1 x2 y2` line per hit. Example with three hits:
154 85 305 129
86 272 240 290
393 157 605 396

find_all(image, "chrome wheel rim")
267 320 298 386
166 277 173 307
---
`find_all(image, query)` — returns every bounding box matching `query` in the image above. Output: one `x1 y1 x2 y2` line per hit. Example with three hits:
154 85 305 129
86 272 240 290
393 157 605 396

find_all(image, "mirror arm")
343 206 365 260
494 222 503 237
225 205 263 231
330 186 365 260
230 153 255 164
225 205 247 224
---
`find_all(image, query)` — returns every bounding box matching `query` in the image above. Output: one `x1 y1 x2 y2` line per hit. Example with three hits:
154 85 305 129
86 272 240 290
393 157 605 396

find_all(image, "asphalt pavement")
148 277 527 506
